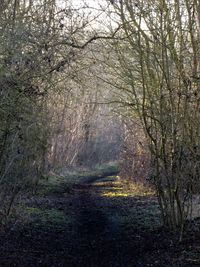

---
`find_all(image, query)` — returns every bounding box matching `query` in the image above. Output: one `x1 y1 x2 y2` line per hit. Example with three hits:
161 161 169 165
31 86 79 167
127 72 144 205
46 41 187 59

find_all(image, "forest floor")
0 165 200 267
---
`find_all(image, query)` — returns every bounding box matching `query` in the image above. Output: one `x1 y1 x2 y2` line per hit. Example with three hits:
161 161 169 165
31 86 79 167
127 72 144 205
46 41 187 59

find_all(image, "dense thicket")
0 0 122 219
1 0 200 236
105 0 200 233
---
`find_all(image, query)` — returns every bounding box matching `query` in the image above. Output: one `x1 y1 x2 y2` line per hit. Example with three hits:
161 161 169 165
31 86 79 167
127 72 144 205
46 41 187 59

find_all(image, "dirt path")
0 176 199 267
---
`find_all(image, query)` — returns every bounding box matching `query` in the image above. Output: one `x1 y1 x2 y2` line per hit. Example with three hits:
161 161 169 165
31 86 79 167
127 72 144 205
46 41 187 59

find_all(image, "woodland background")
0 0 199 238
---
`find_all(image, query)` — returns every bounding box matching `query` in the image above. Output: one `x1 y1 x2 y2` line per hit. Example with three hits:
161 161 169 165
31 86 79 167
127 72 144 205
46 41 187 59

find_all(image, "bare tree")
104 0 200 235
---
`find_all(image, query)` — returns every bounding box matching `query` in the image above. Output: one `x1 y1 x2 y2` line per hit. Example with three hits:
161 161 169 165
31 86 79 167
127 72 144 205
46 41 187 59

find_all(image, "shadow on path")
0 175 198 267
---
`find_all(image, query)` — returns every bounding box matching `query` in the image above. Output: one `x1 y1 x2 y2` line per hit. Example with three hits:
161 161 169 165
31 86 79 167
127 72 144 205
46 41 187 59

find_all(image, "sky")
57 0 117 31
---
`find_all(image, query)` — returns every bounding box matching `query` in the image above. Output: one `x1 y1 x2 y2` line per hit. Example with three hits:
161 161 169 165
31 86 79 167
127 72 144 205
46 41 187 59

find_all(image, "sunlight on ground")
95 178 155 198
93 177 160 231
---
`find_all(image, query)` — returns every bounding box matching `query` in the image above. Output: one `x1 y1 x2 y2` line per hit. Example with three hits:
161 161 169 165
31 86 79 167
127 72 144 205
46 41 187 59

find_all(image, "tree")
105 0 200 234
0 0 90 218
0 0 121 220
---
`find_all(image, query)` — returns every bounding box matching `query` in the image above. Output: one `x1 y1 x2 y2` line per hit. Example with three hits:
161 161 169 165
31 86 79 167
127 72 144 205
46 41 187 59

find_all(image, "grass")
94 178 155 198
19 163 160 233
93 162 119 176
93 178 160 231
37 162 119 196
17 162 120 228
19 206 73 228
37 174 74 196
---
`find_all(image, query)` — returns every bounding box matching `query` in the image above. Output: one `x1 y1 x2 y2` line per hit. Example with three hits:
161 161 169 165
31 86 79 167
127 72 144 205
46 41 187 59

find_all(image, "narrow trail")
70 179 126 267
0 175 198 267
